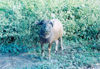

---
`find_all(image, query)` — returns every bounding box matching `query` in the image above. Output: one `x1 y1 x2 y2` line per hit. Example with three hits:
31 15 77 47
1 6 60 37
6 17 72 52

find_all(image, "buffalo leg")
41 43 44 56
55 40 59 53
60 37 63 50
48 43 52 58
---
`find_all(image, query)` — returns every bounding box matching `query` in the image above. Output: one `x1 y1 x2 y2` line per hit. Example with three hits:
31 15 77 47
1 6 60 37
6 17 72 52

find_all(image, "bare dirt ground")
0 51 100 69
0 53 58 69
0 43 100 69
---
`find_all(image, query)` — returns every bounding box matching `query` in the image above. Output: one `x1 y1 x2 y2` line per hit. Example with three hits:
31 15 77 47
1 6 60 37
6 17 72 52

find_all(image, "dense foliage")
0 0 100 44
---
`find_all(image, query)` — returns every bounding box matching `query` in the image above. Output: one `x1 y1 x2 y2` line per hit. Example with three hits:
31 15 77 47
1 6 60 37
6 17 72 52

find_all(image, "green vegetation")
0 0 100 69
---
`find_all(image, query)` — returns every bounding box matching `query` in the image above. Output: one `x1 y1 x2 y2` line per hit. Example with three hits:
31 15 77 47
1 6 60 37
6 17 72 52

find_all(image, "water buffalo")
37 19 63 58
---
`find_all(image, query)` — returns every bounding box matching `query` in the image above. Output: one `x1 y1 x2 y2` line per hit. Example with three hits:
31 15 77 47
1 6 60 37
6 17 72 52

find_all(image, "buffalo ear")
37 20 44 25
49 22 53 27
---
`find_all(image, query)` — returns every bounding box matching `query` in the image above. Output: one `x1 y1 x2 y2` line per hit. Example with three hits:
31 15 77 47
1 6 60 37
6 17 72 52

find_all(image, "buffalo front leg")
48 43 52 58
41 43 44 56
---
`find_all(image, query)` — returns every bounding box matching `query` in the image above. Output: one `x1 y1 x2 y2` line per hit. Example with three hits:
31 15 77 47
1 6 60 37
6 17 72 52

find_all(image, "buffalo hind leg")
55 40 59 53
60 37 63 50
